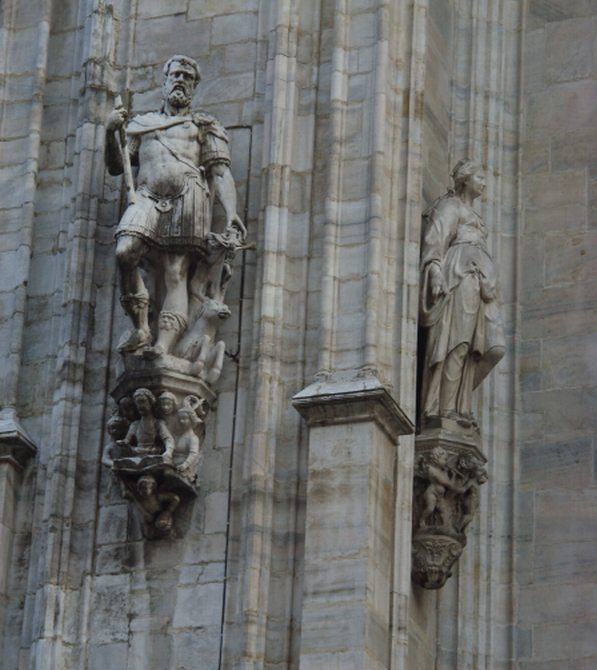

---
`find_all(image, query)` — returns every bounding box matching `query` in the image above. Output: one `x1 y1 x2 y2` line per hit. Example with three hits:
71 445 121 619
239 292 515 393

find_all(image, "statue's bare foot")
117 328 151 353
143 344 166 360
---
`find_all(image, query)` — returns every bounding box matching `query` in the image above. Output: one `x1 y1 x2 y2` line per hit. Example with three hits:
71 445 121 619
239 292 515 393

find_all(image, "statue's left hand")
226 214 247 238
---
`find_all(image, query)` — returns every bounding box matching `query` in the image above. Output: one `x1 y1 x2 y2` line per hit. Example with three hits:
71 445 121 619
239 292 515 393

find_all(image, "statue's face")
159 397 176 415
163 61 197 109
135 395 152 415
178 411 191 429
138 478 156 497
466 170 486 199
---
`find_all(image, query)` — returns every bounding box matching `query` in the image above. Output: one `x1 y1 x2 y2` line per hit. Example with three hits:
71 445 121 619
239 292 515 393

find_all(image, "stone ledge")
292 370 414 443
0 413 37 471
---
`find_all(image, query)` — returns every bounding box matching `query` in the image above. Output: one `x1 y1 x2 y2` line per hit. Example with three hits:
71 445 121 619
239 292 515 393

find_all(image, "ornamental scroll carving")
103 55 248 539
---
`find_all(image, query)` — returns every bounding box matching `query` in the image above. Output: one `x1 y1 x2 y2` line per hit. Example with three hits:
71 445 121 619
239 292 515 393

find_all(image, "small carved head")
119 396 138 422
158 391 177 417
133 388 156 416
202 297 232 322
106 414 128 441
178 395 203 429
137 474 157 498
178 407 200 430
429 446 449 469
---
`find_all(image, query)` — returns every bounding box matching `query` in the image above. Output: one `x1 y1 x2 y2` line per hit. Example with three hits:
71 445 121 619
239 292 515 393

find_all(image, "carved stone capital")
0 412 37 472
411 424 488 589
292 370 414 443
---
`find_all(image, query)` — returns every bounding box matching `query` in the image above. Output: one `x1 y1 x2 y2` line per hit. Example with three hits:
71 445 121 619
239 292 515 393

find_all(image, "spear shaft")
114 94 136 205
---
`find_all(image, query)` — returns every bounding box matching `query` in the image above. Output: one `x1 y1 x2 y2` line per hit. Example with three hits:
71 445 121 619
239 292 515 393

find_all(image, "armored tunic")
115 111 231 252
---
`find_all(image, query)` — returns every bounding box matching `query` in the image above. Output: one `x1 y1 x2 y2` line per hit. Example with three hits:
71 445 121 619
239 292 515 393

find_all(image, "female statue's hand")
429 264 447 303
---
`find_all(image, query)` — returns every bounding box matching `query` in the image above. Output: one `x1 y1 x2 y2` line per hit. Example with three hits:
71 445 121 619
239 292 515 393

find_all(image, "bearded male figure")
105 55 245 356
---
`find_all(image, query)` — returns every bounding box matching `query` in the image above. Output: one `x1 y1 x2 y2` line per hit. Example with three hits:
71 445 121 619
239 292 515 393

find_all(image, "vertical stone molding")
293 371 413 668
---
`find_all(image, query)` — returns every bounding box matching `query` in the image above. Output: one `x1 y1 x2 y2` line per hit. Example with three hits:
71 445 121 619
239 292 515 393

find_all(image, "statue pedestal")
112 353 216 408
107 355 211 540
412 419 487 589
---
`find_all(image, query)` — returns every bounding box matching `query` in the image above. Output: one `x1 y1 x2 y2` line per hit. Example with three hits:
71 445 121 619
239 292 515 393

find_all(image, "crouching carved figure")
411 446 488 589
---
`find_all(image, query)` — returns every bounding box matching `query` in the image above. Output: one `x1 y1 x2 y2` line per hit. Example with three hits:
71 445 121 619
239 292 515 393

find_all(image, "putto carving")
103 389 206 538
419 160 505 428
104 55 249 540
411 443 487 589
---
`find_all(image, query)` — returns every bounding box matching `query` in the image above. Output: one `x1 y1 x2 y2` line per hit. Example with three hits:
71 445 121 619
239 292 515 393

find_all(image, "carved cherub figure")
101 413 129 468
157 390 179 438
458 462 488 532
172 395 205 484
419 447 466 529
118 388 174 461
131 474 180 538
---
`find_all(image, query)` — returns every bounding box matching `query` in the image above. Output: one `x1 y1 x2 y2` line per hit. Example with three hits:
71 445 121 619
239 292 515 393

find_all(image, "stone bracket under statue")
411 418 488 589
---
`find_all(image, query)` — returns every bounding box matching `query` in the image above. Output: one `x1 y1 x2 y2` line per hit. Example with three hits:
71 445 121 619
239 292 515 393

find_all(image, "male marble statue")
419 160 505 424
105 55 245 356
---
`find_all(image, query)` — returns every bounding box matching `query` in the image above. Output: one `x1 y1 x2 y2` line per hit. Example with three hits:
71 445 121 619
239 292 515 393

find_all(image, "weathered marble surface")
1 1 596 669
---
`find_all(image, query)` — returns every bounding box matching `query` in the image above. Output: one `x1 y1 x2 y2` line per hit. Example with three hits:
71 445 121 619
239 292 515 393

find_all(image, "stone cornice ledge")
0 412 37 471
292 370 414 443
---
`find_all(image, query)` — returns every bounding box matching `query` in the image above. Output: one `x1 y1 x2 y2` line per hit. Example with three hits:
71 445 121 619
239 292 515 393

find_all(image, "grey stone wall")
516 1 597 668
1 0 595 668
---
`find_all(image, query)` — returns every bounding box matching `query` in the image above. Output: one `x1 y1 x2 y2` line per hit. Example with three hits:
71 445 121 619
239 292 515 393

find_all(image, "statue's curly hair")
163 55 201 83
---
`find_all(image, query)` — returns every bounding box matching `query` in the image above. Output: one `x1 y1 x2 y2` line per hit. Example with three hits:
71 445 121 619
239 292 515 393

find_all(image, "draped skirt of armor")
116 172 210 252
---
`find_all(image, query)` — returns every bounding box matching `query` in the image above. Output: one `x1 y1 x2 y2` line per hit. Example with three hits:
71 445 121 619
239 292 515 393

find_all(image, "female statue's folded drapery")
420 160 505 423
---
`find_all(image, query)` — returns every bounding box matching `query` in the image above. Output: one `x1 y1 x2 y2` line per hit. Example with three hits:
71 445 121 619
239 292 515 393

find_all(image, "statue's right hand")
106 108 128 131
428 263 447 303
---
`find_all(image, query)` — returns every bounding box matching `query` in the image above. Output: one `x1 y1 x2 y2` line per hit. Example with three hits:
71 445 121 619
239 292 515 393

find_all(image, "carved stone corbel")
411 420 487 589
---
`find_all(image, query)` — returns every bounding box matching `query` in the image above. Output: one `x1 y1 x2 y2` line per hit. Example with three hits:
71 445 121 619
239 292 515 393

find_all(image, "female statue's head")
452 159 485 200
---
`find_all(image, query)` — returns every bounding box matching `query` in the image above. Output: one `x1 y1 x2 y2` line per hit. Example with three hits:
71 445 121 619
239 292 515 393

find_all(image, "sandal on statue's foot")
117 328 152 353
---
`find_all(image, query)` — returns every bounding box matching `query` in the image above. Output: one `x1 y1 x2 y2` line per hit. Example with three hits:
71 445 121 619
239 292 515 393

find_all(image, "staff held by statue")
113 94 136 206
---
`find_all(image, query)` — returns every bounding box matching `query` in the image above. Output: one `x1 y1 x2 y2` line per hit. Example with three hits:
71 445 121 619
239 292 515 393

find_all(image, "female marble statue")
419 160 505 425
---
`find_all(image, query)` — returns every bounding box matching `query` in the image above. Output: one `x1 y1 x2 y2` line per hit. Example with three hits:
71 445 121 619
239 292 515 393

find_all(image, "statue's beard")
167 88 191 108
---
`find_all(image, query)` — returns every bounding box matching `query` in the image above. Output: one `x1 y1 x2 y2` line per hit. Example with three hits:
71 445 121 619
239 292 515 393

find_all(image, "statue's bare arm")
211 163 246 236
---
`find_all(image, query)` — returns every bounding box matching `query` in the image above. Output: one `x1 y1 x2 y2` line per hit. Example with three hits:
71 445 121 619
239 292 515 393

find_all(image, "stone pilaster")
293 371 413 669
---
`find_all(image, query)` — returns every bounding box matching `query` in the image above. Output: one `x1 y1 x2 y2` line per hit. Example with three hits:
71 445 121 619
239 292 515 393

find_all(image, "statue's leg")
116 235 151 352
205 340 226 385
148 253 190 357
439 342 468 416
457 350 477 416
